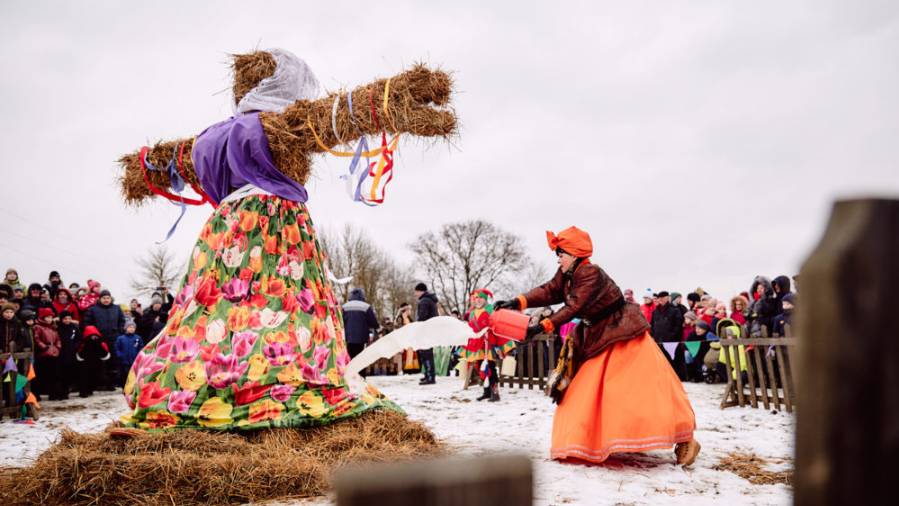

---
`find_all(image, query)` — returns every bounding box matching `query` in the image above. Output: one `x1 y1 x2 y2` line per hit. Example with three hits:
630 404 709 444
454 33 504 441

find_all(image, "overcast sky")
1 0 897 303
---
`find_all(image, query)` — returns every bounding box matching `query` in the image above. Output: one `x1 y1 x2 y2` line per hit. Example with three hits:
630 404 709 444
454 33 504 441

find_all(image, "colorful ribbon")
139 145 210 242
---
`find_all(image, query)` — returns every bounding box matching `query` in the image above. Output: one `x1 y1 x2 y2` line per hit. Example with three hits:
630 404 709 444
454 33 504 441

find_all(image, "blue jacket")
342 288 379 345
114 333 143 369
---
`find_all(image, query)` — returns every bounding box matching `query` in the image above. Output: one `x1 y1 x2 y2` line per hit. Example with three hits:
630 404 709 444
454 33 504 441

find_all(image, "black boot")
476 386 491 401
488 384 501 402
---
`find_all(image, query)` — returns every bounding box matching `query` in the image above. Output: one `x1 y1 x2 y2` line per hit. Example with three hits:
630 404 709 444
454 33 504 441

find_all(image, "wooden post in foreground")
795 199 899 505
335 454 533 506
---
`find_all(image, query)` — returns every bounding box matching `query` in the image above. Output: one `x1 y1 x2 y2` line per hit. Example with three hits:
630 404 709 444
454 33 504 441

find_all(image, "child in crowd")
76 325 110 398
730 295 749 325
682 311 697 341
114 321 143 388
1 303 31 353
33 307 63 401
57 311 82 399
773 293 795 337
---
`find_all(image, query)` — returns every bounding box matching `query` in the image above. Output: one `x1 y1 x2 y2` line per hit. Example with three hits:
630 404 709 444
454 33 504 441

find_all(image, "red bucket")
490 309 530 341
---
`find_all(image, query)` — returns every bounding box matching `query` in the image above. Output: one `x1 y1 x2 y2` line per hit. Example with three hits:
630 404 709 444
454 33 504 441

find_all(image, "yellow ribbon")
382 78 397 133
306 116 384 157
369 135 400 201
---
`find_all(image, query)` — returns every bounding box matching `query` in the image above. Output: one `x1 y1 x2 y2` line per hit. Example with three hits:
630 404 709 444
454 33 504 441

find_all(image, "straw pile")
119 51 457 206
714 452 793 486
0 410 443 505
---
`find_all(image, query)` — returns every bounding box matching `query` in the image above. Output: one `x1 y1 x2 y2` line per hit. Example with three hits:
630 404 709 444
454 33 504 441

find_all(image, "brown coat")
522 262 649 367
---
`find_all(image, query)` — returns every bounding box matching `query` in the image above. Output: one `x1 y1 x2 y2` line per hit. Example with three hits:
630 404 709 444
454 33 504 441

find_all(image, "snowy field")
0 376 793 505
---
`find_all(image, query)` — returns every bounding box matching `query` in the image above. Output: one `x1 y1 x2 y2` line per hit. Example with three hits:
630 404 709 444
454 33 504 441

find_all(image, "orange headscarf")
546 226 593 258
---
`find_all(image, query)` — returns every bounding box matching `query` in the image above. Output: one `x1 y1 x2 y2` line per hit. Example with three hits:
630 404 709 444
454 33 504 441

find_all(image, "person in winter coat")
730 295 749 325
4 268 25 292
138 295 168 343
773 293 796 337
84 290 125 390
77 279 102 312
22 283 51 313
684 319 713 382
76 325 111 397
748 276 778 337
671 292 688 318
114 321 143 388
686 292 701 312
494 226 699 466
772 275 793 317
342 288 380 359
1 302 31 353
682 311 697 341
415 282 439 385
640 290 656 323
33 308 63 400
44 270 64 299
57 311 81 399
651 291 686 380
51 288 81 324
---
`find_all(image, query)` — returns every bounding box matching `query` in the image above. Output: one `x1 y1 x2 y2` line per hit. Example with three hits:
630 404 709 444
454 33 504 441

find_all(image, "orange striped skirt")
551 331 695 463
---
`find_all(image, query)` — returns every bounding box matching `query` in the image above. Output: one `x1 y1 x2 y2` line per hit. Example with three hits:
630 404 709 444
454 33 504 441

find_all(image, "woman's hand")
494 299 520 311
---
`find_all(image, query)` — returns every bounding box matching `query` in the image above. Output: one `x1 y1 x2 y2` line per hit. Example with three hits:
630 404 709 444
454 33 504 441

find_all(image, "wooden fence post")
795 199 899 505
335 454 533 506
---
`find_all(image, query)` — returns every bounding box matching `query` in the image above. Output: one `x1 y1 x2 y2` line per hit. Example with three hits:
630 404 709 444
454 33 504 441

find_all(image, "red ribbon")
139 146 208 206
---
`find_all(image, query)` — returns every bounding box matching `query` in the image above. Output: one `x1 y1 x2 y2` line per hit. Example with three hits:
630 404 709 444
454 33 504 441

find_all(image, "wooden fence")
0 350 37 421
719 334 798 413
501 334 557 391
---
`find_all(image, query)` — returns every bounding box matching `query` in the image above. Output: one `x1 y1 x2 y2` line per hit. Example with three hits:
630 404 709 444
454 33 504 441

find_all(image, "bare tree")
409 220 529 314
319 224 411 320
130 245 183 299
511 261 553 298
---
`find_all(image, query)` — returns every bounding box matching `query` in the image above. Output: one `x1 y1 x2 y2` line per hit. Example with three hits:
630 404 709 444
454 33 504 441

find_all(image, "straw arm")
117 64 455 206
118 137 196 206
265 64 457 154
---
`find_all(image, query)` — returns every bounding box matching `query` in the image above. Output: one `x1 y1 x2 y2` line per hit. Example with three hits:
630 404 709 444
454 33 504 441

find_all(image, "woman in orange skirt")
495 226 700 466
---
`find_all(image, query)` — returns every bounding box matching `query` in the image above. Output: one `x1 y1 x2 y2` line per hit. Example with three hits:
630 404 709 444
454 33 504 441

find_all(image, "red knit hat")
38 307 55 320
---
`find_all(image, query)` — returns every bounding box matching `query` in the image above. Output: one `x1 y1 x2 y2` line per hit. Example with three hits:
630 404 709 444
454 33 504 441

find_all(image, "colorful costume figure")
496 227 701 466
461 289 514 402
117 49 454 430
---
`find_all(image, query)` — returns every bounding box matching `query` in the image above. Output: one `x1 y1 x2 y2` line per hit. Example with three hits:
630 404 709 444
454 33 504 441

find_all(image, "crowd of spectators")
1 268 173 402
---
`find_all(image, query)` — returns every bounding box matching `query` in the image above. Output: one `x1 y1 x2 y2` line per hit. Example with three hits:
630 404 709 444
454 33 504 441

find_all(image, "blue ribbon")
341 91 377 206
142 144 189 242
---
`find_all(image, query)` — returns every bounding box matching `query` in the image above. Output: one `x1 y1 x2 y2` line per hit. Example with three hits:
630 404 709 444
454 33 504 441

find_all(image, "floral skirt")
121 195 398 430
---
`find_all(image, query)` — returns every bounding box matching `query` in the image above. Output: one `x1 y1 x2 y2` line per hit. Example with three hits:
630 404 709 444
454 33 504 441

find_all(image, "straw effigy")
118 51 457 205
0 410 442 505
0 50 459 506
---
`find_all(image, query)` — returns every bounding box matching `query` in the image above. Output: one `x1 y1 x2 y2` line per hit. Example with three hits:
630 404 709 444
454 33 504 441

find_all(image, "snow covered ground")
0 376 793 505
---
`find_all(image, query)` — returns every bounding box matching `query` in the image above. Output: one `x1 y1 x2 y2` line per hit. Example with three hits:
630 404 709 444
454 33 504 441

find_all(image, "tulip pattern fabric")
120 195 398 430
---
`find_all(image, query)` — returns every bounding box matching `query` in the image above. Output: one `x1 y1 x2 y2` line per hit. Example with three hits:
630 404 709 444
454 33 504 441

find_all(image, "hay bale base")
0 410 442 505
714 452 793 486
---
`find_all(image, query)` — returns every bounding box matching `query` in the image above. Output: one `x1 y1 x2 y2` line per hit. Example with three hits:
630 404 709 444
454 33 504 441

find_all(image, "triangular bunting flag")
27 364 35 381
3 356 15 374
25 392 40 409
15 374 27 393
685 341 702 358
2 372 10 382
662 342 679 359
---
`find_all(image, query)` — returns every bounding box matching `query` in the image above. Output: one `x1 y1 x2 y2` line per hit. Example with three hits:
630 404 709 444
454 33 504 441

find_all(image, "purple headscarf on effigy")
191 113 308 204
